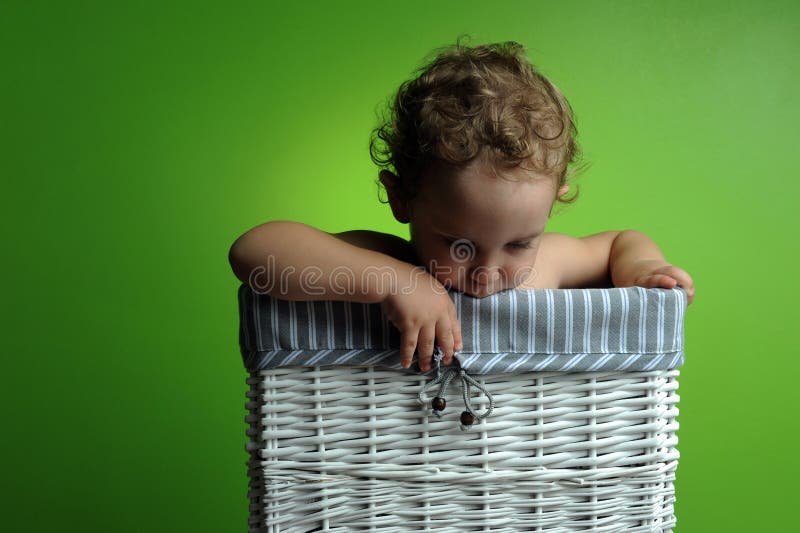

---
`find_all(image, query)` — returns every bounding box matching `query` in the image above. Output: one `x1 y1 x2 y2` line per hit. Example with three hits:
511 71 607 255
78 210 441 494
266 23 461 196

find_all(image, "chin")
465 285 498 298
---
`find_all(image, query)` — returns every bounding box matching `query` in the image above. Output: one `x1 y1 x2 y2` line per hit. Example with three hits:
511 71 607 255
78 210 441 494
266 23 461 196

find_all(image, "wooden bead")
460 411 475 426
432 397 446 411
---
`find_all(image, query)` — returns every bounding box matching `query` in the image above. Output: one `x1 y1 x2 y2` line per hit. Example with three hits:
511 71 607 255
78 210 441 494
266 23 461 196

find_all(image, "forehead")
419 159 556 237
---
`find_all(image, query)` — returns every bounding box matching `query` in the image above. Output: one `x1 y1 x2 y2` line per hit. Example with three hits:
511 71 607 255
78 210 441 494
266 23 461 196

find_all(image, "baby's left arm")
547 230 695 304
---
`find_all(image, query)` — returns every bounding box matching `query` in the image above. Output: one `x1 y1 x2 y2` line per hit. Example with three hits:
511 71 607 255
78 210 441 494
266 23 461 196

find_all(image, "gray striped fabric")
237 285 687 374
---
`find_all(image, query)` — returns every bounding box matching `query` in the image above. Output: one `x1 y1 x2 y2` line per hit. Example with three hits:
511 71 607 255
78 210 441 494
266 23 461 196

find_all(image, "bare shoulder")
329 230 418 264
537 232 588 260
535 231 618 289
527 232 576 288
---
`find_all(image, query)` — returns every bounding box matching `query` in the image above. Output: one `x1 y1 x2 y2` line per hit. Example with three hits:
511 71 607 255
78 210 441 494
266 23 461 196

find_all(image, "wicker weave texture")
245 366 679 532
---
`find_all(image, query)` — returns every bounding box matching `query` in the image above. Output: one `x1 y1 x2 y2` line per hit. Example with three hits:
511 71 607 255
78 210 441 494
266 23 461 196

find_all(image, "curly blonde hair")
370 37 587 207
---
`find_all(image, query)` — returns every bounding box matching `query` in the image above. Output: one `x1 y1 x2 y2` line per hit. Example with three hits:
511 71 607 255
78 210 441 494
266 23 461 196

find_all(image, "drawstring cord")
417 347 495 431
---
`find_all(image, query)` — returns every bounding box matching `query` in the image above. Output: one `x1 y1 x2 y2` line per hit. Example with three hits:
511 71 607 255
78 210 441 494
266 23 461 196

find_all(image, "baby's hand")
619 259 696 305
380 266 463 372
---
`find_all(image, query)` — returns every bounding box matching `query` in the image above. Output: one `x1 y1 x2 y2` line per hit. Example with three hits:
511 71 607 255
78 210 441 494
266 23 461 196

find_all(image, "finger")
449 304 463 353
444 305 460 365
654 266 695 304
674 277 695 305
658 266 694 291
435 319 455 366
417 325 436 373
682 282 696 305
638 274 678 289
399 327 420 369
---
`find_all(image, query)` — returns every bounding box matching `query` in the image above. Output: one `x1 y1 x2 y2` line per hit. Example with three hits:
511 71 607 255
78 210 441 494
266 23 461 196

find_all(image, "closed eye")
509 242 532 249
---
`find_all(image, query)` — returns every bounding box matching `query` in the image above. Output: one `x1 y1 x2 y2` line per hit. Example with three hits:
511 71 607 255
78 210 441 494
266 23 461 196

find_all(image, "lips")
461 278 497 296
469 283 491 295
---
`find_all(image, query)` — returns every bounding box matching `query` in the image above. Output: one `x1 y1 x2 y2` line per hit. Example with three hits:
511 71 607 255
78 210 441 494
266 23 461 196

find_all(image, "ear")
548 185 571 218
379 170 411 223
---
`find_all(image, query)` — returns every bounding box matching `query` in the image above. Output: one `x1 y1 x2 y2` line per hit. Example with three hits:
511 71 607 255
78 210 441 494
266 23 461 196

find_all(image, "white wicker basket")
239 287 686 532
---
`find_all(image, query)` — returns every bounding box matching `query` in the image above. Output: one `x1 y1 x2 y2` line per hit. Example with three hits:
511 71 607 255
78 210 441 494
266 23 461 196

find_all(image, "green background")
3 1 797 531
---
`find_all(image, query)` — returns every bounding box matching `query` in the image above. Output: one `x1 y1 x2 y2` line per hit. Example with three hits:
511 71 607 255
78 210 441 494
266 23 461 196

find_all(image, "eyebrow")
510 233 540 242
440 231 540 243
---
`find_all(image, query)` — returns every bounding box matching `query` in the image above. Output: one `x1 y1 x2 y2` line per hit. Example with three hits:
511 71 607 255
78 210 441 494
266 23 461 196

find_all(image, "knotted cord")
417 347 495 430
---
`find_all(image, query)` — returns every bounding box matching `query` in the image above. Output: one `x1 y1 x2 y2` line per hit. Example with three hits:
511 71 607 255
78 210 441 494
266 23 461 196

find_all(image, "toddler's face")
400 158 563 298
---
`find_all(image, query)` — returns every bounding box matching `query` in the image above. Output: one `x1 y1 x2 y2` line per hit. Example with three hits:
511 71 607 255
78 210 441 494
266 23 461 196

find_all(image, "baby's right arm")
228 221 462 370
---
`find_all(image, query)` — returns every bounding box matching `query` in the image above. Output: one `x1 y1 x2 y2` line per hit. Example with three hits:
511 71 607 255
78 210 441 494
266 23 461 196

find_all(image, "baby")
229 40 695 374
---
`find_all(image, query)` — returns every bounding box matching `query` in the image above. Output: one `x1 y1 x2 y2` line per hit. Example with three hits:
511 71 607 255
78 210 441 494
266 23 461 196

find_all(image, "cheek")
433 255 461 278
416 242 456 274
427 247 466 281
428 241 456 265
502 252 538 280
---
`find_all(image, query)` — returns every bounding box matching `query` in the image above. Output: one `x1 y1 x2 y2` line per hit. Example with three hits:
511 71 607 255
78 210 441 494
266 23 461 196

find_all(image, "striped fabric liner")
237 285 687 374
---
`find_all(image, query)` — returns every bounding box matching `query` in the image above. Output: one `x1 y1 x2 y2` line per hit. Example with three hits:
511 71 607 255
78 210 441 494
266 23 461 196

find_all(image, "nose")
469 264 501 285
